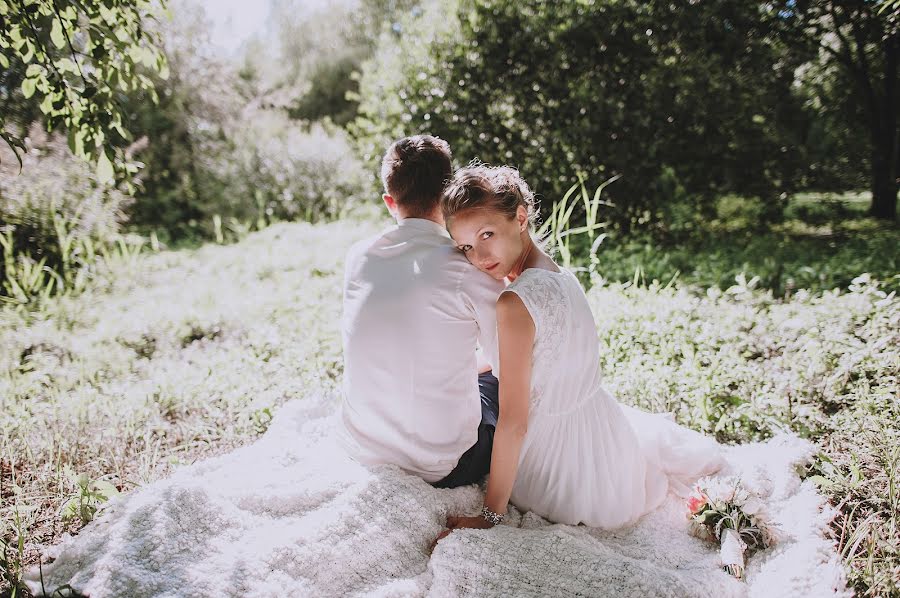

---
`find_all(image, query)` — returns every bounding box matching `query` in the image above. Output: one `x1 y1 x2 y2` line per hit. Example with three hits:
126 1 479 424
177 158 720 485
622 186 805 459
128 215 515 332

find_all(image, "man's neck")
395 210 445 227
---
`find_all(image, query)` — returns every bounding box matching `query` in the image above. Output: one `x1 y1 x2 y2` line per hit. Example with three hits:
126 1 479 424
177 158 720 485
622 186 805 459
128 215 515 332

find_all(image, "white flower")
742 498 762 516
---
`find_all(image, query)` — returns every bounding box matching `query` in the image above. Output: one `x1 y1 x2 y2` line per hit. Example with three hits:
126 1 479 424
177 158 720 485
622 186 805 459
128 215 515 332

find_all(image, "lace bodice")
501 268 603 415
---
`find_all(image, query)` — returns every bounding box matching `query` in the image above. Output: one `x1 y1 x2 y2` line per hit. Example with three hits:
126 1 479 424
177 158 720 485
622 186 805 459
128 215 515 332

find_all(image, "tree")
265 0 419 126
119 0 247 238
776 0 900 220
0 0 168 183
354 0 808 234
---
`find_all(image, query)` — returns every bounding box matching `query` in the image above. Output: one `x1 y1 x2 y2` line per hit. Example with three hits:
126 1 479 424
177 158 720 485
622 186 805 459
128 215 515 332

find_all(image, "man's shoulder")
455 259 506 299
345 227 393 263
350 228 392 252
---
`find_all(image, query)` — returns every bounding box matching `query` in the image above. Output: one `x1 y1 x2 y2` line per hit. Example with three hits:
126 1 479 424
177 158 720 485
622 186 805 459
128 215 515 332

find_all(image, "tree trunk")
870 31 899 221
870 151 898 220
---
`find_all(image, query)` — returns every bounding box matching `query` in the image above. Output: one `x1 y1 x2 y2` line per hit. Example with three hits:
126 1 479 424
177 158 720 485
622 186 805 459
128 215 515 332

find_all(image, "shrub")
0 127 132 305
124 0 374 243
227 114 372 225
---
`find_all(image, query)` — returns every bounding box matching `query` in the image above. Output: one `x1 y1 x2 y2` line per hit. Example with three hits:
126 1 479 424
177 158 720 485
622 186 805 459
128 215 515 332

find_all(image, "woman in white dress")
437 164 725 535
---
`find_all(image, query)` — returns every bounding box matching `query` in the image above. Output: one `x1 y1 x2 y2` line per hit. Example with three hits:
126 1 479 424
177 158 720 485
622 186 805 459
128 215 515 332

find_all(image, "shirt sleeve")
459 266 506 372
342 239 367 296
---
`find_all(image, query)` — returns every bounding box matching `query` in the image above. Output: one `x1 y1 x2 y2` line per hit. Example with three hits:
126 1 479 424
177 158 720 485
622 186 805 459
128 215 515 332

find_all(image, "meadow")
1 201 898 597
3 0 898 594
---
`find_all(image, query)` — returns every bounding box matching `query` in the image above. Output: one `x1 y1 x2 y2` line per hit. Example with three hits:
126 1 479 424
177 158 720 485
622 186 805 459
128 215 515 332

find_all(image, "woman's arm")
482 291 535 515
439 291 534 540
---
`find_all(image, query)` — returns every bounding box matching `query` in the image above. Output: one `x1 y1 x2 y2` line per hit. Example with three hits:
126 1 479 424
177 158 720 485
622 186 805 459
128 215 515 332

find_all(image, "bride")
437 164 725 535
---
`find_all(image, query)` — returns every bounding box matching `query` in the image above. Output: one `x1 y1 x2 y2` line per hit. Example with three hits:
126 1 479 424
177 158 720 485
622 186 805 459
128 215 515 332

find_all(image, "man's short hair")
380 135 452 217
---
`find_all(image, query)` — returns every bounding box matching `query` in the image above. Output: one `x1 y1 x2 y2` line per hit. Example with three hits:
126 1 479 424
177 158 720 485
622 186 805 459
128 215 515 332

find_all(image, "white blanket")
26 397 849 597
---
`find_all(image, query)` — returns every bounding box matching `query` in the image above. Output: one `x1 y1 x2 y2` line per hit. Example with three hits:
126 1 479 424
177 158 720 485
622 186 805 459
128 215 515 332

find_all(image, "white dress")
500 268 725 529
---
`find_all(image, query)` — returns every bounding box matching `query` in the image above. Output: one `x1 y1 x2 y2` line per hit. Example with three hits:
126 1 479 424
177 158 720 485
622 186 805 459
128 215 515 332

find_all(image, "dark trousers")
432 372 500 489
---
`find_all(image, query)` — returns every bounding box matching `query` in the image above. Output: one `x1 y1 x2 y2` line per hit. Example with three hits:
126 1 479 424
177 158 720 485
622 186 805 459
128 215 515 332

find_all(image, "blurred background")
1 0 898 298
1 1 898 597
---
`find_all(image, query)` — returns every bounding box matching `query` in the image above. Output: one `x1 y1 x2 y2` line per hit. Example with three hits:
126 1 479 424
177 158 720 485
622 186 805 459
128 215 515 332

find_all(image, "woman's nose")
473 246 491 268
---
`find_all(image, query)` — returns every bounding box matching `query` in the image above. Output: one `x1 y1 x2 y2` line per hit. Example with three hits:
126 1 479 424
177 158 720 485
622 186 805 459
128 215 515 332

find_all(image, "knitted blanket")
26 397 849 597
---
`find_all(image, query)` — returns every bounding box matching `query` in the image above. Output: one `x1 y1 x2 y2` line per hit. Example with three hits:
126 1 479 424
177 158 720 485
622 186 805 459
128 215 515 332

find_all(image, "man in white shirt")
339 135 505 488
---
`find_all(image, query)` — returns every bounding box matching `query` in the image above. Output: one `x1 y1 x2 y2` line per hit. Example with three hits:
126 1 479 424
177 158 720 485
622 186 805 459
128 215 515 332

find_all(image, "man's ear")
383 194 400 219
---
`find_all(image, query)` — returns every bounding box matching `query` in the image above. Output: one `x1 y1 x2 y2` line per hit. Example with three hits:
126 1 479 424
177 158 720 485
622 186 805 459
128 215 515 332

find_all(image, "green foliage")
260 0 421 126
536 175 616 273
121 2 372 243
59 472 119 525
354 0 807 232
0 0 168 183
250 407 274 436
807 323 900 594
773 0 900 220
591 227 900 298
228 115 370 225
0 506 30 598
117 0 247 241
350 0 462 166
791 58 870 192
0 129 134 308
538 189 900 297
270 1 371 125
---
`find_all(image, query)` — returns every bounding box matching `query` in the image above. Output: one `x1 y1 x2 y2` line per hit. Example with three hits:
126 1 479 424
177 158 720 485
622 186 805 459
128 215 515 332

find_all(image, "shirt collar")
397 217 451 239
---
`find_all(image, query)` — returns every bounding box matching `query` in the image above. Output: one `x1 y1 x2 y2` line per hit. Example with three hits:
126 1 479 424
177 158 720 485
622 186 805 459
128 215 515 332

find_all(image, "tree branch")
827 2 879 122
18 1 67 94
51 0 88 86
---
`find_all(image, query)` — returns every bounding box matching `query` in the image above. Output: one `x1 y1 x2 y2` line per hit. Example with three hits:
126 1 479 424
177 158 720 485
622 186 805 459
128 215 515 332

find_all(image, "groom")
338 135 505 488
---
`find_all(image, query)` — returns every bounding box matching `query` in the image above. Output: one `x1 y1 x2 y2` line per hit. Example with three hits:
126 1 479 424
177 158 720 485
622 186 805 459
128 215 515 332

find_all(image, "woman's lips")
485 263 499 271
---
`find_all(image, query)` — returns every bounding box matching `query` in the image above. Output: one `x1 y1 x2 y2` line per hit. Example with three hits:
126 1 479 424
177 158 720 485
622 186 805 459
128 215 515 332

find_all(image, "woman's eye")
481 232 493 240
459 245 472 253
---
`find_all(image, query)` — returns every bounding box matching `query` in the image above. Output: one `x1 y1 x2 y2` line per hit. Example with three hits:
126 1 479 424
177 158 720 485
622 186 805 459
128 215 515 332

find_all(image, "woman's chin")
488 267 511 280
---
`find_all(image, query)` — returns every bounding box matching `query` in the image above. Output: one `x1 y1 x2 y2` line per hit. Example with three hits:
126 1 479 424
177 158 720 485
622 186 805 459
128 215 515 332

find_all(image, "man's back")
340 218 504 482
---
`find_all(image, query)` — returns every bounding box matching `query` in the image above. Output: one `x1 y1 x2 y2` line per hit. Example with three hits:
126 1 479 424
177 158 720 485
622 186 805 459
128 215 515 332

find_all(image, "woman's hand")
447 514 495 531
431 515 494 551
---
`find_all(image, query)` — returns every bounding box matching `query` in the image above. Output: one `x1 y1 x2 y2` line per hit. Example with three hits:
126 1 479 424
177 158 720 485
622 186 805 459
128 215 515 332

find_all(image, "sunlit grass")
0 217 383 596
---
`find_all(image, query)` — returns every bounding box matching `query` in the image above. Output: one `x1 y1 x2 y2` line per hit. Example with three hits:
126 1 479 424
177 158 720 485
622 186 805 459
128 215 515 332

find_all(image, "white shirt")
339 218 505 482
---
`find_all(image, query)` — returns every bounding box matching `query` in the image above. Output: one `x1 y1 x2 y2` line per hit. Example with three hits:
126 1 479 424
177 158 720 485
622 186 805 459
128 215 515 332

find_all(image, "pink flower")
687 490 707 514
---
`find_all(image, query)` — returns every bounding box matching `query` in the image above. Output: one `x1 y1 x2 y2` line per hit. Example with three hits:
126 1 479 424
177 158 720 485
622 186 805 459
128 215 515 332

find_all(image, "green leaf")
91 480 120 500
21 41 34 63
59 497 79 522
0 53 9 68
96 149 114 183
68 127 85 156
50 16 66 49
807 475 832 489
39 92 54 112
21 77 36 99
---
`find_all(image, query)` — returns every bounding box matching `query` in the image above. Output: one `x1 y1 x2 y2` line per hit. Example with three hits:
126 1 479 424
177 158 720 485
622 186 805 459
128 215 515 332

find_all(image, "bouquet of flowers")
686 476 778 580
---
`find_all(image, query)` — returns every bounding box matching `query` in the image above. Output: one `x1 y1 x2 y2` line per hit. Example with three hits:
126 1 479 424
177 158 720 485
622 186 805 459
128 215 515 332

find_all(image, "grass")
581 192 900 298
1 195 898 596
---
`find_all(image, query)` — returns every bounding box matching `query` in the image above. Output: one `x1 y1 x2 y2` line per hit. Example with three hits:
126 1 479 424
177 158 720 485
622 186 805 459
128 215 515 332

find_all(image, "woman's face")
447 205 528 280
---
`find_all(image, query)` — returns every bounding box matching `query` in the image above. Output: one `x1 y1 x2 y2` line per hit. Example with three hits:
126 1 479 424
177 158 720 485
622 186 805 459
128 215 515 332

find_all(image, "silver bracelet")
481 506 504 526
